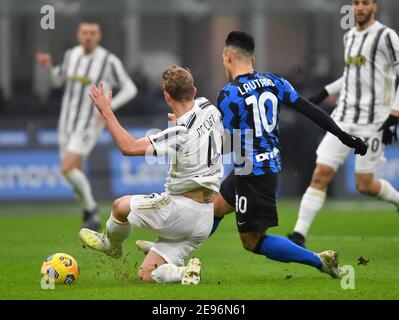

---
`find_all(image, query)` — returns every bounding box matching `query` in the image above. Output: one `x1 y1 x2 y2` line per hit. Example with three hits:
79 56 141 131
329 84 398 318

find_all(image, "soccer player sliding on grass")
136 32 368 279
80 65 224 285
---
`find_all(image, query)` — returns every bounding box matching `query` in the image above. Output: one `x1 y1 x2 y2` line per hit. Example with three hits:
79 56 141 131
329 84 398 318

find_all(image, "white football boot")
181 257 202 285
317 250 343 279
79 228 122 258
135 240 154 254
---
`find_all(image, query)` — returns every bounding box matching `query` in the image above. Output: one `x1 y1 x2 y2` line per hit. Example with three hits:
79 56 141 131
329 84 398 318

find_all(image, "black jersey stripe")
340 34 356 122
353 32 369 124
63 53 82 132
386 32 398 64
70 56 94 132
186 113 197 129
82 53 110 130
368 27 386 124
62 49 72 74
153 129 185 143
110 60 121 87
199 101 212 109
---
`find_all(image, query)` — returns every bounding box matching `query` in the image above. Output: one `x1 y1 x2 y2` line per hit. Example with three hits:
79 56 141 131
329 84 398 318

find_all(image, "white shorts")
59 127 103 158
128 193 213 266
316 122 385 174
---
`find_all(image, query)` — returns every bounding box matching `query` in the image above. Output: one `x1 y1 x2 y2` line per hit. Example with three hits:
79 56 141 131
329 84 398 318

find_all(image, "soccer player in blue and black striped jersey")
210 31 368 278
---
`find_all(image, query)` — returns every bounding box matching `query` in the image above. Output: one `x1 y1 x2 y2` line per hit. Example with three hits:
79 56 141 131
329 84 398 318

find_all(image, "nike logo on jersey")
237 221 247 226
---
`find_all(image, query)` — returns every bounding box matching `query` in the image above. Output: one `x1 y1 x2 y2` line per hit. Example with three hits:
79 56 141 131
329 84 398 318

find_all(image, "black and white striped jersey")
328 21 399 125
148 97 224 194
50 45 137 134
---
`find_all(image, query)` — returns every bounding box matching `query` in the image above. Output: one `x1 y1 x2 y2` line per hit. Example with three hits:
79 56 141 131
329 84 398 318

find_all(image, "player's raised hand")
338 131 368 156
89 82 113 115
378 114 399 145
36 52 53 69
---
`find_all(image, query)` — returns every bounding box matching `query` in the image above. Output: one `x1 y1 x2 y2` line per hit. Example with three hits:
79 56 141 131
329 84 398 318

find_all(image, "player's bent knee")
60 163 74 176
311 165 334 188
356 180 373 195
111 197 131 222
213 194 233 218
138 265 155 283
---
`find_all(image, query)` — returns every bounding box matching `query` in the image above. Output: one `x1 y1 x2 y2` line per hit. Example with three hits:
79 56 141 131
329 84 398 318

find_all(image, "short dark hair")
225 31 255 56
79 19 100 28
162 65 195 102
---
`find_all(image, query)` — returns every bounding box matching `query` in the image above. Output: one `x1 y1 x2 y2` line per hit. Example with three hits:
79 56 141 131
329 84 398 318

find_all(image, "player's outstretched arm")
288 96 368 156
89 83 152 156
36 51 68 88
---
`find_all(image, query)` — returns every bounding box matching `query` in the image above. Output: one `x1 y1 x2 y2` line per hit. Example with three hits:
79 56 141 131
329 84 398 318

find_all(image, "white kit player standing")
289 0 399 247
36 22 137 231
79 65 224 285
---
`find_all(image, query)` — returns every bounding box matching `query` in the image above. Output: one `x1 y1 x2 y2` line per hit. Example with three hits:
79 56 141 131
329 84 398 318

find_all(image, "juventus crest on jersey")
148 97 224 194
51 45 137 135
331 21 399 125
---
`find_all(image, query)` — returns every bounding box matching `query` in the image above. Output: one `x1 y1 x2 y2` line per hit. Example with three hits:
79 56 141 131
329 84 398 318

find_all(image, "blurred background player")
209 31 367 278
80 66 224 284
36 21 137 231
288 0 399 247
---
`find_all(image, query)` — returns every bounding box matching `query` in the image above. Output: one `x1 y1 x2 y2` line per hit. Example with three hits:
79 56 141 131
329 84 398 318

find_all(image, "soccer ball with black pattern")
41 253 79 285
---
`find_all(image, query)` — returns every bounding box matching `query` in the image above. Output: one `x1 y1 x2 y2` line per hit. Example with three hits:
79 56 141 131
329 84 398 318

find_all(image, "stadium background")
0 0 398 203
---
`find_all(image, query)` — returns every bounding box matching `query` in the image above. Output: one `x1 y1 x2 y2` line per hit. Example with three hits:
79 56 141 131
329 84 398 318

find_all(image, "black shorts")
219 170 279 232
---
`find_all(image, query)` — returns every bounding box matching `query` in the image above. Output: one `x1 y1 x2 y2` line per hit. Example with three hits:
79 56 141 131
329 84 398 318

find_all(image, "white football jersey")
50 45 137 134
330 21 399 125
148 97 224 194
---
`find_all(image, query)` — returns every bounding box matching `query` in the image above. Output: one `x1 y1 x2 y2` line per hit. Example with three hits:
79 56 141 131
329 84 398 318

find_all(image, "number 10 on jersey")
245 92 278 137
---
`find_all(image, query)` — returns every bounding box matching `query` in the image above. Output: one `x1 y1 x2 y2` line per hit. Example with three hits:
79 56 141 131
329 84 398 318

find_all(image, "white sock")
378 179 399 208
105 215 132 249
64 168 97 212
151 264 186 283
294 187 327 237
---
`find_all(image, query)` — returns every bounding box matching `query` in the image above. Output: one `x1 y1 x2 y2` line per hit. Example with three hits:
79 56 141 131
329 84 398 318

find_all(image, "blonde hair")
162 65 195 102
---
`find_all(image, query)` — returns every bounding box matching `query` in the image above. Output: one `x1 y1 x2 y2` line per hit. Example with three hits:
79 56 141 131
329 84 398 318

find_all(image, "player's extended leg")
61 152 99 230
354 130 399 210
356 173 399 209
79 196 132 258
288 164 335 247
289 128 352 247
240 230 342 278
208 171 236 237
209 193 234 236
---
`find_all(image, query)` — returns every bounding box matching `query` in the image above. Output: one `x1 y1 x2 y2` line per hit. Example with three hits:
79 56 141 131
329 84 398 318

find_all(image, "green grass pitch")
1 200 398 300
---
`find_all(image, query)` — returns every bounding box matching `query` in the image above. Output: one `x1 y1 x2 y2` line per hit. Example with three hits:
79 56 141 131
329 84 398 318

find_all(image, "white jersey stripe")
353 32 369 123
386 33 398 64
340 34 356 122
70 56 95 133
81 52 110 131
61 53 82 133
368 27 386 124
